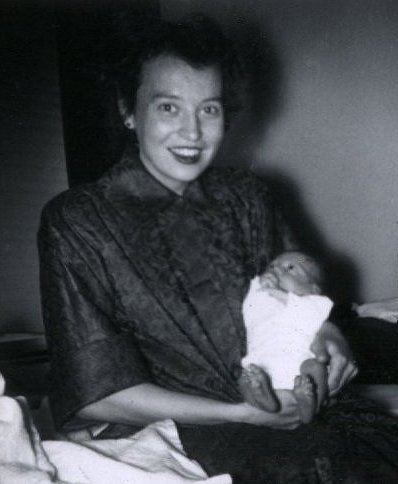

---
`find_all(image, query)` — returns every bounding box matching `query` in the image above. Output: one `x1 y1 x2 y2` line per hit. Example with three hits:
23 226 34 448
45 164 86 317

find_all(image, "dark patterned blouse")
38 151 294 432
38 153 398 482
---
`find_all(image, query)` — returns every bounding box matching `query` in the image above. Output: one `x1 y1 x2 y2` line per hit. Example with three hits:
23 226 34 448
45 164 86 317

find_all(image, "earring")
124 120 134 129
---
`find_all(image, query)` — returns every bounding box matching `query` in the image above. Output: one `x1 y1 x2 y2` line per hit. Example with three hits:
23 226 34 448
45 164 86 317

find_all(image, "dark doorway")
55 0 161 187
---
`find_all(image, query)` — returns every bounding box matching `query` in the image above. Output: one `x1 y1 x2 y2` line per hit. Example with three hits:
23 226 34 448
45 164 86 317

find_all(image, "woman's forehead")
138 54 222 99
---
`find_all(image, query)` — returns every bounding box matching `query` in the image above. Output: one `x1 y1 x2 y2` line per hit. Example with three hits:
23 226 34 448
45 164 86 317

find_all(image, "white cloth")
44 420 231 484
242 276 333 389
0 380 231 484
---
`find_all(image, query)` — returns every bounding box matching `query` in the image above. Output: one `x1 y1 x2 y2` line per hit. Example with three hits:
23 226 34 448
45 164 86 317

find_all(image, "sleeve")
38 207 152 432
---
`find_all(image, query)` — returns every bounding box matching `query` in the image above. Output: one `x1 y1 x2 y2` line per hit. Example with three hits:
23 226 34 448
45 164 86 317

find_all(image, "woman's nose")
179 112 202 141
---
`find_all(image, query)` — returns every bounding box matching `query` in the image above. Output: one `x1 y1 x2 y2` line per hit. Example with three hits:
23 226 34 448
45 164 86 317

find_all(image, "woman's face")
126 54 225 194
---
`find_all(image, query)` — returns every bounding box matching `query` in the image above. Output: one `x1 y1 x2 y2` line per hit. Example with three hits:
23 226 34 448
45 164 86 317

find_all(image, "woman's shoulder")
39 181 101 232
40 153 137 226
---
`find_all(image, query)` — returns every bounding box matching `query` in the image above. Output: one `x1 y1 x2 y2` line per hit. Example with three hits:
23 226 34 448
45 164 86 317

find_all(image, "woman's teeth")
169 147 201 164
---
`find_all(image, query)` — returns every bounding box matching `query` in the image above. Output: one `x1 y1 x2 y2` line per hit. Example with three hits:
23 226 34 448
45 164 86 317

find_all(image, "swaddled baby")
242 251 333 423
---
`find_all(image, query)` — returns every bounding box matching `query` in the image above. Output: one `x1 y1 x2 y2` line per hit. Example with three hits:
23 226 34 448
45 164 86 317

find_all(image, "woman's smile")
168 146 202 164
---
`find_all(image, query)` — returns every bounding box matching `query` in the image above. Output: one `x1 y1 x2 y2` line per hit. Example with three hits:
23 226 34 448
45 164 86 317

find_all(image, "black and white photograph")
1 0 398 482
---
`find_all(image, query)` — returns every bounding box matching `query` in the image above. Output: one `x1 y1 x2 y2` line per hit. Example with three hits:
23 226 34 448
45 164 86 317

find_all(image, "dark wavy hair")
113 14 247 128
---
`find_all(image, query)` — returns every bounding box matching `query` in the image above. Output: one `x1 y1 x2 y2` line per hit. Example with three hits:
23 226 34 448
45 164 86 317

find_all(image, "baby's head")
259 251 323 296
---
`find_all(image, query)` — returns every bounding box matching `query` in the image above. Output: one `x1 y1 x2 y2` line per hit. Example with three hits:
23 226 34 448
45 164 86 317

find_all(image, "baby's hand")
265 288 289 304
258 272 278 289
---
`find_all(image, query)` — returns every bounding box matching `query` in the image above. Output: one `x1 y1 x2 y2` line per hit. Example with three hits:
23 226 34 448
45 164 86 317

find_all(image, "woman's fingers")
239 386 302 429
240 401 300 428
311 323 358 396
241 389 301 429
310 337 330 364
268 418 300 430
329 363 359 397
326 341 358 396
272 390 301 428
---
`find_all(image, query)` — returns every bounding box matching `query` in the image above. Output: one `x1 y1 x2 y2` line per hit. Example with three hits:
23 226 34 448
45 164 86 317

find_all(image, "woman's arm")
77 383 301 430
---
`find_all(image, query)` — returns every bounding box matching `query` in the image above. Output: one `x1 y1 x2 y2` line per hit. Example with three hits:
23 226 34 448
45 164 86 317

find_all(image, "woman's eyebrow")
151 93 180 101
203 97 223 105
150 93 222 103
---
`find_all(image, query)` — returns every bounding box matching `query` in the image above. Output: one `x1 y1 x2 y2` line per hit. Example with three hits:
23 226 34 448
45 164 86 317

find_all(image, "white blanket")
0 374 231 484
242 280 333 388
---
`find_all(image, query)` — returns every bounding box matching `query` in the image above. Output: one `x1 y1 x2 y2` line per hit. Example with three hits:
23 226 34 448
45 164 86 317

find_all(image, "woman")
39 16 398 483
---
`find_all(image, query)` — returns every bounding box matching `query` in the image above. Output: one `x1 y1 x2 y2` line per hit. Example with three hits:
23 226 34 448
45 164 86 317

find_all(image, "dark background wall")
163 0 398 304
56 0 161 186
0 3 67 334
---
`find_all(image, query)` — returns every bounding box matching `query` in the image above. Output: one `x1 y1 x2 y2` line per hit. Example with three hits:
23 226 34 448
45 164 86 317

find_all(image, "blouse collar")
101 146 208 206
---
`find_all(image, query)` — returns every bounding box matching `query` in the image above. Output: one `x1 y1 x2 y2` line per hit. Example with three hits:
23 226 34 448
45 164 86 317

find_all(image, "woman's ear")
117 97 135 130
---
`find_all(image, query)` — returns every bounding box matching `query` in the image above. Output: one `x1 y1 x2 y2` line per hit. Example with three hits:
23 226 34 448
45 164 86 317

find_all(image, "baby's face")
259 252 321 295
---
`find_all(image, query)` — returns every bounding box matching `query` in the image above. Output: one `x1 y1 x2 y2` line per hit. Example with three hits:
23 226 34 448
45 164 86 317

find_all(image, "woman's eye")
202 105 221 116
158 103 177 114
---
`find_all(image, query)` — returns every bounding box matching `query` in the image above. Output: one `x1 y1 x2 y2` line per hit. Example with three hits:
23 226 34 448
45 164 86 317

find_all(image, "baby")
241 251 333 423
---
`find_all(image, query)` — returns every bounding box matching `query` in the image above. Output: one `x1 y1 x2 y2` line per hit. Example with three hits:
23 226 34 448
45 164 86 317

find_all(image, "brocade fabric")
38 153 398 482
38 151 293 431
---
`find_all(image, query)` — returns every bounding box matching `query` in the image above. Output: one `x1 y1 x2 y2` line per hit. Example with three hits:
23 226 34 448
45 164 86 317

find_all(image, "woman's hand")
238 390 301 429
310 321 358 397
353 298 398 323
238 365 280 412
